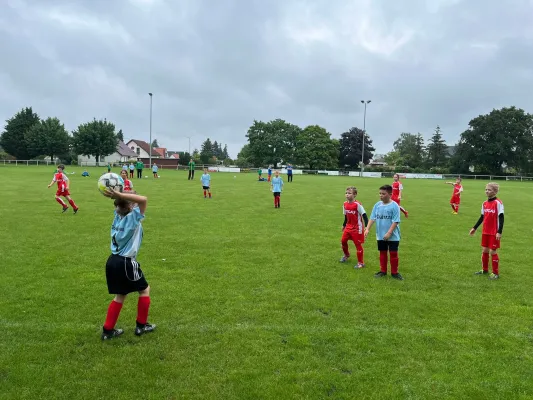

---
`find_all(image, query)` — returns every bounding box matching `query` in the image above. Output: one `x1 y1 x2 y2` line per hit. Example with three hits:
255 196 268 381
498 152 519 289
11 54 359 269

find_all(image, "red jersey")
124 179 133 192
343 201 366 234
481 198 504 235
452 184 463 198
392 181 403 200
53 172 68 191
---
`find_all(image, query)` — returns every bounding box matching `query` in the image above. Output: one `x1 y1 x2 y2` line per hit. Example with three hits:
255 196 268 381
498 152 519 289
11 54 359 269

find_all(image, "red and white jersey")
343 200 366 234
452 184 463 197
124 179 133 192
481 198 504 235
53 172 69 190
392 181 403 199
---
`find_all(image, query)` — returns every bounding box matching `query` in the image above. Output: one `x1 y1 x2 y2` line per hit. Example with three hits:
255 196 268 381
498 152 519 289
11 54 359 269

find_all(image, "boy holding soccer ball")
100 188 155 340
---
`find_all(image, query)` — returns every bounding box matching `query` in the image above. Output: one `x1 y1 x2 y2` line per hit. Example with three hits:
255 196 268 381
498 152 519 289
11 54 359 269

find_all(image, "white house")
126 139 159 158
78 141 138 166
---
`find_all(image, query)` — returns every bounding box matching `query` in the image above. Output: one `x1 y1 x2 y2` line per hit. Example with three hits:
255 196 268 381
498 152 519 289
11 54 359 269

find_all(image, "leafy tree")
457 106 533 174
72 119 118 163
236 144 252 167
212 140 220 159
192 148 200 161
200 138 213 163
339 127 375 168
0 107 40 159
426 125 448 168
223 144 229 160
26 117 69 161
178 152 191 166
392 132 426 168
295 125 339 170
116 129 124 142
151 139 159 148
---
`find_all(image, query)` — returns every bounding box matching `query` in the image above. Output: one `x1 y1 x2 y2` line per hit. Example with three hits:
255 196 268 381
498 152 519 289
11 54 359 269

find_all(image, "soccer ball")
98 173 124 194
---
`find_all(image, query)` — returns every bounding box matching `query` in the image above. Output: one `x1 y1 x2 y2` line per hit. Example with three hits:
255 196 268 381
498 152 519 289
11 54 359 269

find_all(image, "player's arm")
63 174 70 189
357 204 369 226
342 215 347 230
384 222 398 239
105 189 148 215
469 215 484 235
47 175 56 187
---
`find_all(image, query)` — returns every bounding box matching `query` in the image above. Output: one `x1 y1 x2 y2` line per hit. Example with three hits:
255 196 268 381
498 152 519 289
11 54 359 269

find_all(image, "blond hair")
346 186 358 195
486 182 500 193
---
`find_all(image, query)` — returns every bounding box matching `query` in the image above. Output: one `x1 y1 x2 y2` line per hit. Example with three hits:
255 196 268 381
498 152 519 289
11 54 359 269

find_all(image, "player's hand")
47 184 51 188
364 229 369 238
469 228 476 236
496 233 502 240
103 188 121 199
383 232 391 241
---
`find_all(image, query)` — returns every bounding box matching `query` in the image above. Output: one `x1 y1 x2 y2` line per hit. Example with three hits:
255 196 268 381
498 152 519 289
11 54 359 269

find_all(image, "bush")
71 160 78 166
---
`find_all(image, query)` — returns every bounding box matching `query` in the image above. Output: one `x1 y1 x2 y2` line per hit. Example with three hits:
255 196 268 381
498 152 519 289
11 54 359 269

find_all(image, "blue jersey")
152 165 158 172
268 168 272 175
271 176 283 192
110 207 144 258
201 174 211 187
287 166 293 174
369 201 401 241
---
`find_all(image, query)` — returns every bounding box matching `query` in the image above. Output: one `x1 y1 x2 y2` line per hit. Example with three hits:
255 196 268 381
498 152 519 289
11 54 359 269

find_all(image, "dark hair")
58 164 65 170
114 191 137 216
379 185 393 194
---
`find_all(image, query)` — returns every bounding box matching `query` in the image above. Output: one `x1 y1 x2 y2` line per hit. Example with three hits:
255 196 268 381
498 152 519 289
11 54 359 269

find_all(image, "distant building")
126 139 159 158
78 141 138 165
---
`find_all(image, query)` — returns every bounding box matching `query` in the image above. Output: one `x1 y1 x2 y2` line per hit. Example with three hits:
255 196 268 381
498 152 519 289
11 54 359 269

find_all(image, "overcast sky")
1 0 532 158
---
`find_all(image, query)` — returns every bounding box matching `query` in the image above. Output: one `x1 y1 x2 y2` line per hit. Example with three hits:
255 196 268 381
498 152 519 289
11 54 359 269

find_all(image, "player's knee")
139 286 150 296
489 249 498 256
114 294 126 303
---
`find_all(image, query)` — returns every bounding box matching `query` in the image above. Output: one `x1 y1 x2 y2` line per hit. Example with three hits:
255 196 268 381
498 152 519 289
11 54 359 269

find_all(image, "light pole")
360 100 371 177
149 92 153 168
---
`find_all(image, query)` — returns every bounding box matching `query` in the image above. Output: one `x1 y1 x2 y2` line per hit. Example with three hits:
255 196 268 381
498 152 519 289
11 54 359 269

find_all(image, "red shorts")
56 188 70 197
481 234 500 250
392 197 400 205
450 195 461 205
341 229 365 244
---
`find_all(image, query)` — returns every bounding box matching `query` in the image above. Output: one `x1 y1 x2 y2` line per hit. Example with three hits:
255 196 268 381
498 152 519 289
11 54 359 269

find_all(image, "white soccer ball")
98 173 124 194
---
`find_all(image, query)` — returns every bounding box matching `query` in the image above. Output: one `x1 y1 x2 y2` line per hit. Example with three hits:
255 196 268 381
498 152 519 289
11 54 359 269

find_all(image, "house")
126 139 159 158
153 147 167 158
78 141 138 166
167 151 181 159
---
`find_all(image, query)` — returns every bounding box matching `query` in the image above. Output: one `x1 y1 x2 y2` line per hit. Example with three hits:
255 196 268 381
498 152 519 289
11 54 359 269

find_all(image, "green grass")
2 166 533 399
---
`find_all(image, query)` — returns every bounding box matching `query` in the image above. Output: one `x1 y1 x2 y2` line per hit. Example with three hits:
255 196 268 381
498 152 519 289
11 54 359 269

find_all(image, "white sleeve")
459 186 463 193
399 184 403 190
481 203 484 214
358 204 366 215
497 201 504 214
62 173 69 182
343 205 346 215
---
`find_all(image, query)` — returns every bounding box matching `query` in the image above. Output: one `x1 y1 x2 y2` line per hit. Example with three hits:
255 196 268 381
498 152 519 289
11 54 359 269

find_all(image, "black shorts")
106 254 149 295
377 240 399 252
273 192 280 197
202 186 210 190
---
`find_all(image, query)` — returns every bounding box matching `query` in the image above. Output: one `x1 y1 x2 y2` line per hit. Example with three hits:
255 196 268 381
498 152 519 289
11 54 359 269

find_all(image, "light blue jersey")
152 165 158 172
201 173 211 187
110 207 144 258
129 164 135 171
271 176 283 192
369 201 401 241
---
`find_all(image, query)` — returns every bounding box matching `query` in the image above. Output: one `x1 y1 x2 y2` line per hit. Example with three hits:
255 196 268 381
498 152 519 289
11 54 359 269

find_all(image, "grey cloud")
1 0 533 158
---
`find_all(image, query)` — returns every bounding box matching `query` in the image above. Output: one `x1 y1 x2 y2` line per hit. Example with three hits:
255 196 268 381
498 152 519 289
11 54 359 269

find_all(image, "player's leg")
475 239 490 274
208 188 212 198
489 236 500 279
273 192 278 208
389 241 402 280
340 230 351 262
276 193 280 207
55 195 68 211
64 195 79 213
135 286 155 335
102 256 127 340
203 186 207 198
399 206 408 218
354 234 365 268
375 240 388 277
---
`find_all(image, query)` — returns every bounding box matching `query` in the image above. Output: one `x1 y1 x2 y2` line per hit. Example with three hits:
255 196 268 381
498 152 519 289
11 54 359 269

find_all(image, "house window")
136 148 140 155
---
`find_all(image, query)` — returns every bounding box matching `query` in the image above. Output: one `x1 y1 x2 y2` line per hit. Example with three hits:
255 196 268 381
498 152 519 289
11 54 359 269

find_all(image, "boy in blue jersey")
201 168 212 198
267 166 272 182
152 163 159 178
100 188 156 340
270 170 284 208
364 185 403 280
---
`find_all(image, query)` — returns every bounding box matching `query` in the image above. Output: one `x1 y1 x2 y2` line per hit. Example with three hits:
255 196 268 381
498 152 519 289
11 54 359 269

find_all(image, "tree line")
236 106 533 175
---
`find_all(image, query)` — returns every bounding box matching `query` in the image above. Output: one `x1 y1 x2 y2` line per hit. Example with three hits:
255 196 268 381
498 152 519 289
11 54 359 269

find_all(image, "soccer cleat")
339 256 349 263
489 273 500 280
355 263 365 269
474 270 489 275
73 208 79 214
62 207 69 213
135 323 156 336
374 271 387 278
391 273 404 281
101 328 124 341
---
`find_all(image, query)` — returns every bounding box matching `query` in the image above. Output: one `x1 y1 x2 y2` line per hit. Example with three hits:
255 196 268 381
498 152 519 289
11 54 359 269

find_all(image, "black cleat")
73 208 79 214
474 270 489 275
62 207 69 213
391 273 404 281
374 271 387 278
101 328 124 341
135 323 156 336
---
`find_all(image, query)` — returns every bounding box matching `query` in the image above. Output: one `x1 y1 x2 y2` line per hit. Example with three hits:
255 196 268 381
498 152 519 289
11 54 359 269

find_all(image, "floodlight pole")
149 92 153 168
360 100 371 177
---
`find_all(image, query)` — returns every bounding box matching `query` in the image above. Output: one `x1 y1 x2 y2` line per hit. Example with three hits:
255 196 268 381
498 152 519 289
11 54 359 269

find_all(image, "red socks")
68 198 78 210
482 252 489 271
341 241 349 258
390 251 399 274
355 242 364 264
204 190 206 197
274 196 280 207
103 300 123 331
56 197 67 207
491 254 499 275
379 251 388 273
137 296 151 325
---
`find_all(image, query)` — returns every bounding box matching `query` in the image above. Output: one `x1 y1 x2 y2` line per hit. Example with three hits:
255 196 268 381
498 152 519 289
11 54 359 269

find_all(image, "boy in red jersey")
340 186 368 268
47 164 79 213
391 174 409 218
120 170 134 192
445 177 463 214
469 182 504 280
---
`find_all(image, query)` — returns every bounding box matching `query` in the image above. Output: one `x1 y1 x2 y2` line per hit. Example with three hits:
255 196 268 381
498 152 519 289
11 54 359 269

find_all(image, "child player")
201 168 212 198
47 164 79 214
270 170 283 208
445 177 463 214
152 163 159 178
267 166 272 182
391 173 409 217
469 182 504 280
101 188 155 340
120 169 134 192
364 185 403 280
340 186 368 269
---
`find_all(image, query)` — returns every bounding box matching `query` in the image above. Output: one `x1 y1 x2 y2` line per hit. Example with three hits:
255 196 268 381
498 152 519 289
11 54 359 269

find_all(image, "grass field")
2 165 533 399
